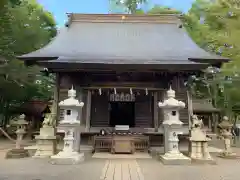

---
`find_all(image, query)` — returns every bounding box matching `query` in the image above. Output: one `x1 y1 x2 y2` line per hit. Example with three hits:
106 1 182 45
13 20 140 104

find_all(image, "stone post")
158 87 191 165
50 86 85 164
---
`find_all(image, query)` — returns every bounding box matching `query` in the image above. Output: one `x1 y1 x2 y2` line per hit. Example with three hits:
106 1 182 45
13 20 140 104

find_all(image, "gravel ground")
0 158 105 180
0 154 239 180
138 156 240 180
0 138 239 180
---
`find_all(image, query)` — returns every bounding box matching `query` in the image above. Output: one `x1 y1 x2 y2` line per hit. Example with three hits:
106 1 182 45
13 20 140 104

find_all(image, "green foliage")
147 5 181 14
110 0 147 13
185 0 240 115
0 0 56 126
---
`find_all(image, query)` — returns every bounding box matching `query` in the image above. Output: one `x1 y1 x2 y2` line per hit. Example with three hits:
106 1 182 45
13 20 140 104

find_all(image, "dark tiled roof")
192 99 219 113
13 101 51 116
18 14 229 66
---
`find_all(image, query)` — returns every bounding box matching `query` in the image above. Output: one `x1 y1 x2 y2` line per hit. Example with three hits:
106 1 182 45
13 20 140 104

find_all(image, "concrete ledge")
217 153 239 159
159 155 191 165
24 145 37 157
50 152 84 165
191 158 217 165
80 146 94 160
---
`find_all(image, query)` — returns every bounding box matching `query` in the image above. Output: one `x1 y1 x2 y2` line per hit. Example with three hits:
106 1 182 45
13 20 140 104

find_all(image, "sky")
37 0 195 26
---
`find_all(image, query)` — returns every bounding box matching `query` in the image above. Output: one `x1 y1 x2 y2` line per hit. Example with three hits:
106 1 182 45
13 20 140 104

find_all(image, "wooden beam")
75 87 83 152
85 90 92 132
59 87 165 93
187 90 193 129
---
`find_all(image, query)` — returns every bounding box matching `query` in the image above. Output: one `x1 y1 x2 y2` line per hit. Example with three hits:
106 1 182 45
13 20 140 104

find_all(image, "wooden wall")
57 72 190 129
135 94 153 127
90 94 109 127
90 93 154 128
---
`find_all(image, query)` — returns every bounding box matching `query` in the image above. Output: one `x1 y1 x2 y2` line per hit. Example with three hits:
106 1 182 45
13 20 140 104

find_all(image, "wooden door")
90 94 109 127
135 94 153 127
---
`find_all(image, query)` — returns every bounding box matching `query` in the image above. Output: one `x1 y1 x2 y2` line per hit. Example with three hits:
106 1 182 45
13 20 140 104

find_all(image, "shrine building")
18 14 229 149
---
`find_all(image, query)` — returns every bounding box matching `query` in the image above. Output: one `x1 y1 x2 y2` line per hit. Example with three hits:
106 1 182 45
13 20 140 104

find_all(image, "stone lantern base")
218 152 237 159
5 148 29 159
189 141 216 164
33 127 57 158
50 151 85 165
160 152 191 165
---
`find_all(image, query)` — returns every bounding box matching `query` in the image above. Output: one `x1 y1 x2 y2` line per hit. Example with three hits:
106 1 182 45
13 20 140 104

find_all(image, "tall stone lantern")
50 86 84 164
218 116 236 158
158 87 191 165
6 114 29 159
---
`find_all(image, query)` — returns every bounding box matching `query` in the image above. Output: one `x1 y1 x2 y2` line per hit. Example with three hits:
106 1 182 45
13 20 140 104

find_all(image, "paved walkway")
93 152 152 159
1 139 240 180
0 157 239 180
100 160 144 180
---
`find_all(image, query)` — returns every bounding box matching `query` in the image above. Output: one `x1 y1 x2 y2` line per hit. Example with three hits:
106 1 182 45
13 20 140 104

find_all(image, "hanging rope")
0 127 16 143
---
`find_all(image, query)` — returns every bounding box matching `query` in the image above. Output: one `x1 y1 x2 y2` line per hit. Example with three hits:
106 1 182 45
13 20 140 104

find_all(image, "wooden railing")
94 134 149 152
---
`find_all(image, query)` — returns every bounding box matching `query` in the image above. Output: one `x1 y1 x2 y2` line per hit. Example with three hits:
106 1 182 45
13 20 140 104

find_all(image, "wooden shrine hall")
18 13 229 153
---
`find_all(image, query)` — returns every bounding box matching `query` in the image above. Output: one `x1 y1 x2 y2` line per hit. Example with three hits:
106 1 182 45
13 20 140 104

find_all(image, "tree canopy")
112 0 240 116
0 0 57 126
184 0 240 115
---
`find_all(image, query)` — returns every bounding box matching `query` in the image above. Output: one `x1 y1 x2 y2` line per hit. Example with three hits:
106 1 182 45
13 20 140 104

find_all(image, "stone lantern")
189 115 214 163
158 87 191 165
217 116 236 158
6 114 29 159
51 86 84 164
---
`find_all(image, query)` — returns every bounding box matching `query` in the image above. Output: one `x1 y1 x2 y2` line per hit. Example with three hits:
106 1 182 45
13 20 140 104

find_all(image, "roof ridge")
66 13 181 25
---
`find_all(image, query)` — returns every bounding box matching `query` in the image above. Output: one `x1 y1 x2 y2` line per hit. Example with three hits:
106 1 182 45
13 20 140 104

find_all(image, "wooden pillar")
213 113 219 133
75 87 83 152
208 114 212 130
53 72 60 127
77 88 83 122
85 90 92 132
153 91 159 132
187 90 193 129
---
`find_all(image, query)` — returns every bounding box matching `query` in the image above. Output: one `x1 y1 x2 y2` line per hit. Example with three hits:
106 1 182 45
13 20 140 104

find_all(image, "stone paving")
100 159 144 180
1 139 240 180
0 155 239 180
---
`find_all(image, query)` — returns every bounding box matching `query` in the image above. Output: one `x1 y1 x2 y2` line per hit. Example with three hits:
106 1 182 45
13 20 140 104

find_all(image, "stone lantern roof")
158 87 185 108
13 114 28 125
59 86 84 108
218 116 233 129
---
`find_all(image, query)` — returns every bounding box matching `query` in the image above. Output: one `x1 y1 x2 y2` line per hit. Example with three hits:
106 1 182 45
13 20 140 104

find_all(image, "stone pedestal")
50 125 84 165
189 115 215 164
33 127 57 158
189 141 215 164
160 124 191 165
218 138 237 159
5 149 29 159
50 151 84 165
